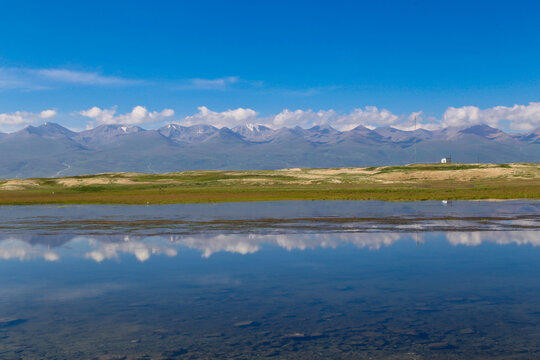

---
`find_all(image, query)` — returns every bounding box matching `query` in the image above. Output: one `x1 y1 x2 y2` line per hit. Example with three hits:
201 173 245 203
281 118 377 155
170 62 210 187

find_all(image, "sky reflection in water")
0 201 539 359
1 231 540 263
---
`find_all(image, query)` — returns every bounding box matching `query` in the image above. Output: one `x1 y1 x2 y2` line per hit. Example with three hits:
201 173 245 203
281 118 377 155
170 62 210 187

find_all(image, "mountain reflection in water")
0 231 539 262
1 201 539 359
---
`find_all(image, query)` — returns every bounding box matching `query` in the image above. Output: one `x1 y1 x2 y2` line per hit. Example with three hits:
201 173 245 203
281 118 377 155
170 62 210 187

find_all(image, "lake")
1 201 539 359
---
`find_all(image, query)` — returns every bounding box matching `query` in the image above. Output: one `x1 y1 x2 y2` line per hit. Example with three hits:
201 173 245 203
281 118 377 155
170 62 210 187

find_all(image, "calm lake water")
0 201 539 359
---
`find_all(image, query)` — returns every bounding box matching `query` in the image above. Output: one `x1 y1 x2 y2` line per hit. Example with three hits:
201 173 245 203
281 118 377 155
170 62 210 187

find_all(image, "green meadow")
0 163 538 205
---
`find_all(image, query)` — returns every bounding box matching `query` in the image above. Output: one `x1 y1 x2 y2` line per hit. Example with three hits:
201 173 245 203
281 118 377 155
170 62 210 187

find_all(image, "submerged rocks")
283 332 324 341
233 320 259 328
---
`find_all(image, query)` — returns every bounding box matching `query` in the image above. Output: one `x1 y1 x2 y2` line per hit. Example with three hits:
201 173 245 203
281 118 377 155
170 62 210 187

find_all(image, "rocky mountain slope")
0 122 538 178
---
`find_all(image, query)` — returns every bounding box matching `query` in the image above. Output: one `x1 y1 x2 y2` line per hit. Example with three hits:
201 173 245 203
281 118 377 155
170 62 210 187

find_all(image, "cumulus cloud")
0 109 57 132
342 106 400 129
446 231 540 247
177 106 410 130
0 238 60 261
5 101 540 133
272 109 337 128
268 107 439 131
1 233 406 262
166 232 405 258
271 233 403 252
442 102 540 131
80 105 174 126
5 231 539 265
84 237 178 262
181 106 258 127
39 109 57 119
177 234 261 258
178 102 540 132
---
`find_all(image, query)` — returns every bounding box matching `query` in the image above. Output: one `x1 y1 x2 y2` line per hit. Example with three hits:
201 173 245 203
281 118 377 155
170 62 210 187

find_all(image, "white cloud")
39 109 57 119
5 231 538 265
272 109 336 128
4 101 540 133
388 111 441 131
35 69 138 85
166 231 540 257
43 251 60 261
172 76 260 91
271 233 402 252
0 67 49 90
177 234 261 258
446 231 540 247
181 106 258 127
83 237 178 262
442 102 540 131
343 106 400 128
0 238 59 261
284 107 432 131
1 68 252 92
0 112 33 127
167 232 404 258
0 109 57 132
80 105 174 126
178 106 410 131
179 103 540 132
0 67 140 90
274 85 339 97
4 233 403 263
328 106 413 130
188 76 239 90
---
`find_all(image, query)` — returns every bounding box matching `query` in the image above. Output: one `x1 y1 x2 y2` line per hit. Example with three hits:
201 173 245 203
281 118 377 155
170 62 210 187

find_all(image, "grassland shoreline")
0 163 538 205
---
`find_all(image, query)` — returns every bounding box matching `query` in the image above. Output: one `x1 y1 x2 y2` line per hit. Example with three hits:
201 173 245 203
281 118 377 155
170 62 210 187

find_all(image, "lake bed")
1 201 539 359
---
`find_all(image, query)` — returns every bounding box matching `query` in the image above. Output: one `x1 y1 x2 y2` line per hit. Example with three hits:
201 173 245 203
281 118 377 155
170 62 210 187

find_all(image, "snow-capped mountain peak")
242 123 271 133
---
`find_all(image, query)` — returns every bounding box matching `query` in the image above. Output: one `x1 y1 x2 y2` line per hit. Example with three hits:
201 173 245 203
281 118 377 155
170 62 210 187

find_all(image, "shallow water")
0 201 539 359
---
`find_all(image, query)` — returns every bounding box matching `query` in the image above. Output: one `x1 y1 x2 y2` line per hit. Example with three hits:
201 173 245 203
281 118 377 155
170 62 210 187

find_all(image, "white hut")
441 157 452 164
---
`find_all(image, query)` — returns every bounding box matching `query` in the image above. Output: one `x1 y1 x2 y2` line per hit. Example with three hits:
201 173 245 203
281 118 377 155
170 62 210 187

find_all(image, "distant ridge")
0 122 538 178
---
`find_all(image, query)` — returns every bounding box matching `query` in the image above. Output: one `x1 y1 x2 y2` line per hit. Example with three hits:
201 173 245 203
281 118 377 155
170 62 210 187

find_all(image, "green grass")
372 164 507 173
0 163 538 205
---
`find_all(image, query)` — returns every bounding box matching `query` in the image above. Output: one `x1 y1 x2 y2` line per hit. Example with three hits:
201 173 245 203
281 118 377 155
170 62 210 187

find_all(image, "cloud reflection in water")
80 236 178 262
446 231 540 247
0 231 538 262
0 238 60 261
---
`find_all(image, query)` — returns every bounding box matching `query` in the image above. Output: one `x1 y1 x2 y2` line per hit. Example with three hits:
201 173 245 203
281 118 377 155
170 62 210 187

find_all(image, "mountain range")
0 122 538 178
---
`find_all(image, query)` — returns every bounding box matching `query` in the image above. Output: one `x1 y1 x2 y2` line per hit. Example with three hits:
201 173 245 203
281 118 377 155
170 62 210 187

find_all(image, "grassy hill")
0 163 538 205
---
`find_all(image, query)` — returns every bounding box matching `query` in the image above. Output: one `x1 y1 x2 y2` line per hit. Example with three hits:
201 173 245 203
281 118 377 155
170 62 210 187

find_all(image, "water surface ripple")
0 200 539 359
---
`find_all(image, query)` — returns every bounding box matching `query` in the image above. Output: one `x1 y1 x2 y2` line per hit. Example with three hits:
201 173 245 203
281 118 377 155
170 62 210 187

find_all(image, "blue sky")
0 0 539 132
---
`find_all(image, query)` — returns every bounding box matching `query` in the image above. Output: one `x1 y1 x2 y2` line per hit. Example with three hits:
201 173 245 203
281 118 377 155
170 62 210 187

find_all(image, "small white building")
441 157 452 164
